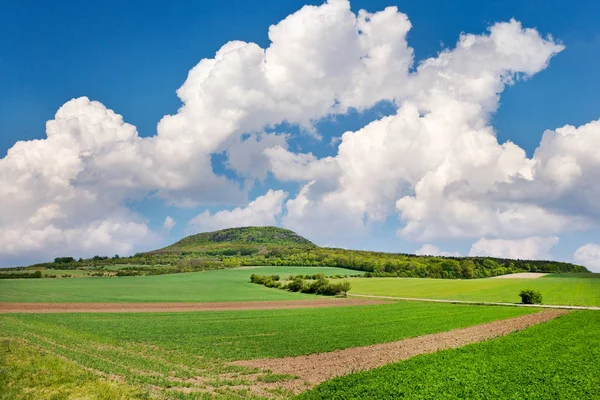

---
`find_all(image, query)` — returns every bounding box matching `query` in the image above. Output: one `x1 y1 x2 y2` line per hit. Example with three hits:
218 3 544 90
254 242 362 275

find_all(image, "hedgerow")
250 273 351 297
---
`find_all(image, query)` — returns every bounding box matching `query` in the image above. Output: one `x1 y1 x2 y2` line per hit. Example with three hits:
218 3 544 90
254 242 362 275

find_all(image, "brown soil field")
233 309 569 394
0 298 387 313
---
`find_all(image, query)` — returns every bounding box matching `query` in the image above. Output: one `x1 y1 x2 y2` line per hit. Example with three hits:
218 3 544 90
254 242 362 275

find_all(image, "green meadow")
0 266 357 303
300 311 600 400
0 301 537 399
348 273 600 306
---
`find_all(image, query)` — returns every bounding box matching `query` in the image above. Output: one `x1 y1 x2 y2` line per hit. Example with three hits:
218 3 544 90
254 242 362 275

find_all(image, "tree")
519 289 542 304
339 280 351 298
460 260 476 279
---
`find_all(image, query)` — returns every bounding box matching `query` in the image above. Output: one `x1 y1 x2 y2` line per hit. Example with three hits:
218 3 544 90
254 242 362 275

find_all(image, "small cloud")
163 216 176 231
468 237 559 260
415 244 460 257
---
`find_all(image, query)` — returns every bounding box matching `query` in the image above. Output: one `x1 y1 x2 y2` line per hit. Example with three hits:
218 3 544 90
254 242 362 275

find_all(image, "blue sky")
1 0 600 269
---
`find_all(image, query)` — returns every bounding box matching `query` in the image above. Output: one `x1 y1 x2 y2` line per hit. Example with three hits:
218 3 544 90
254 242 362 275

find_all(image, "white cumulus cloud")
573 244 600 273
273 18 568 243
468 237 559 260
188 190 287 233
163 216 176 231
415 244 461 257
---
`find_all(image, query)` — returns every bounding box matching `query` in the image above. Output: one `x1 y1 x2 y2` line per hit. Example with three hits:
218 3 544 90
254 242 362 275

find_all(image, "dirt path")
233 309 569 394
0 298 387 313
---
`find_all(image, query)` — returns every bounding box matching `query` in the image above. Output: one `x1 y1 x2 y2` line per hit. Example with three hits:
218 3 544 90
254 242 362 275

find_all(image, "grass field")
0 266 358 303
300 311 600 400
348 273 600 306
0 302 537 399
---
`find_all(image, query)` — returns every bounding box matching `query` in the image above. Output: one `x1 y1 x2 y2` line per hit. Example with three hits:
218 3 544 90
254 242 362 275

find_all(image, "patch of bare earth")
0 298 387 313
492 272 549 279
232 309 569 395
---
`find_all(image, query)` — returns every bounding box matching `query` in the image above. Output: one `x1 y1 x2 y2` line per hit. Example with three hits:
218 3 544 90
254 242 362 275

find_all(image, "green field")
0 266 357 303
300 311 600 400
0 301 537 399
348 273 600 306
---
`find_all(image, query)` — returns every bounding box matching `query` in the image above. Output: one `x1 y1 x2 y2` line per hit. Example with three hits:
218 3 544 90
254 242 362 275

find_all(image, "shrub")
264 280 281 288
319 283 341 296
287 277 305 292
250 274 281 288
519 289 543 304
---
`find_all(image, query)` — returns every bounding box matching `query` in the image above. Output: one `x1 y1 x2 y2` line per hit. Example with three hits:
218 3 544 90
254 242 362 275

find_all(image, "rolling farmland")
2 228 598 399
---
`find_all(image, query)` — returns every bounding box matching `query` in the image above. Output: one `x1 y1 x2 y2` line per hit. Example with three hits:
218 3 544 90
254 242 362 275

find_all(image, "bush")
519 289 543 304
287 277 305 292
250 274 281 288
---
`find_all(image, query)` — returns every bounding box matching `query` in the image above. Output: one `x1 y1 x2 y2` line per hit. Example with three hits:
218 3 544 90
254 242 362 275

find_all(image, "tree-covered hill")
5 226 589 279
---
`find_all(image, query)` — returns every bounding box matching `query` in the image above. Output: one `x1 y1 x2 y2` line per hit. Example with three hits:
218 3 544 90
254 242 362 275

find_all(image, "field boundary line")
348 294 600 310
